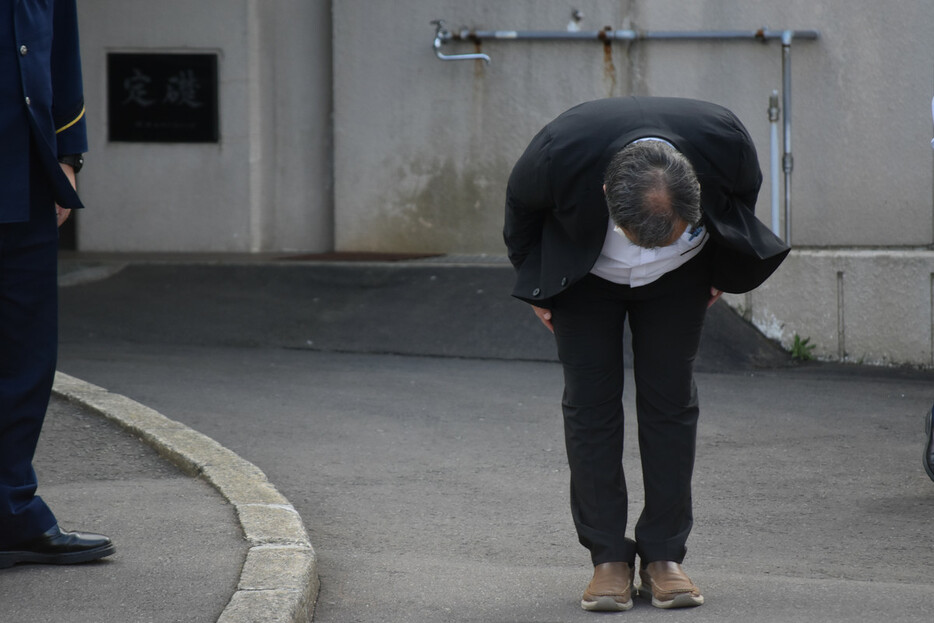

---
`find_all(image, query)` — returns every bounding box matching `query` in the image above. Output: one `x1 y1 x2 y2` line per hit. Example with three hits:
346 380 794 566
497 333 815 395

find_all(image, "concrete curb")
52 372 319 623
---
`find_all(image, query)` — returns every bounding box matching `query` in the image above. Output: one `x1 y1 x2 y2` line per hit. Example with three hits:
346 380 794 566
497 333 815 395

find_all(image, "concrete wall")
332 0 934 253
75 1 934 254
76 0 333 253
725 250 934 367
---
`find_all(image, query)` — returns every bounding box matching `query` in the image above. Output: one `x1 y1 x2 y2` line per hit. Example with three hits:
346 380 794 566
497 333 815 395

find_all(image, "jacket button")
19 45 28 56
560 277 568 287
532 288 541 297
24 96 30 106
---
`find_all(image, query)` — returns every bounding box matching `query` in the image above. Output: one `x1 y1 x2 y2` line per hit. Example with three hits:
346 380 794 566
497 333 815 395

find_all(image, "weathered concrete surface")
726 248 934 368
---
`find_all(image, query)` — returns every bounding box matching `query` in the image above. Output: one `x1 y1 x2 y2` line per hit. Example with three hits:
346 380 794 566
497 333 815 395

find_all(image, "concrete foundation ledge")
52 372 319 623
724 247 934 368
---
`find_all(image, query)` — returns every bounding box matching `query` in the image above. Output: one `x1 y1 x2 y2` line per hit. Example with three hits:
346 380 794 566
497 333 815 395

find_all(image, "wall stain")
618 2 647 95
474 41 486 78
603 39 617 97
348 156 510 254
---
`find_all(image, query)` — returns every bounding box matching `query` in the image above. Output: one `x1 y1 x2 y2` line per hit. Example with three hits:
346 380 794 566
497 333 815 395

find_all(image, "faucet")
431 20 491 64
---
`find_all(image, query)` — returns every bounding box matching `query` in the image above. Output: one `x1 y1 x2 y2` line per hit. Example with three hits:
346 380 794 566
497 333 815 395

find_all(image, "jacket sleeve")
51 0 87 156
727 113 762 216
503 126 554 270
705 110 790 293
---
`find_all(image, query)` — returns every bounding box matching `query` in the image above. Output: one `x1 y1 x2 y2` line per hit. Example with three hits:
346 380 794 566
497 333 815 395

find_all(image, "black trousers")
550 247 713 566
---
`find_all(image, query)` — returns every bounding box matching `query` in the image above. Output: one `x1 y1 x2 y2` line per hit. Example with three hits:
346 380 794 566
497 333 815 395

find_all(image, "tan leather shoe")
638 561 704 609
581 561 634 611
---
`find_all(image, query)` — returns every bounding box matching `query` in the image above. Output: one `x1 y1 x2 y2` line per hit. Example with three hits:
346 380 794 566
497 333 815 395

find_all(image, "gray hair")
603 141 701 248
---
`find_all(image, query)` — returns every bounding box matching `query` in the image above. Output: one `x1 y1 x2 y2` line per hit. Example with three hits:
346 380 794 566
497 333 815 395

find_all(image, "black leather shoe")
0 524 115 569
924 404 934 482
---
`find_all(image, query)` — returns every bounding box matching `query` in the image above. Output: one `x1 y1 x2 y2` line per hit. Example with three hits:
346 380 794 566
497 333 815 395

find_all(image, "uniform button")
24 96 30 106
560 277 568 286
532 288 541 297
19 45 27 56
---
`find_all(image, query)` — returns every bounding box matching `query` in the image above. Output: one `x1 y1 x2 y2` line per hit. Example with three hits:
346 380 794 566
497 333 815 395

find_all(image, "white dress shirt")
590 217 708 287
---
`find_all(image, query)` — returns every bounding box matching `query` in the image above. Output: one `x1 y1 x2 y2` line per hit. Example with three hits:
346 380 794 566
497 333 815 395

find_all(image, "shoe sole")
638 585 704 609
925 409 934 482
0 542 116 569
581 595 634 611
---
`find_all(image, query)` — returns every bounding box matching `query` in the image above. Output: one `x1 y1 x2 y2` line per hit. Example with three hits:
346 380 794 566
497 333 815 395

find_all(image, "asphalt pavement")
2 253 933 623
0 393 246 623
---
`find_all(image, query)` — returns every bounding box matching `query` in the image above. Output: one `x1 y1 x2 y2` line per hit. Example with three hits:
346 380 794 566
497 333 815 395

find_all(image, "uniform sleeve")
51 0 87 156
503 126 554 270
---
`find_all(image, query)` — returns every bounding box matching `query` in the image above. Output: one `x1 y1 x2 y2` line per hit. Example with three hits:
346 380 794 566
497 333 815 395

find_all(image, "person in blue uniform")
0 0 115 568
925 99 934 484
924 403 934 482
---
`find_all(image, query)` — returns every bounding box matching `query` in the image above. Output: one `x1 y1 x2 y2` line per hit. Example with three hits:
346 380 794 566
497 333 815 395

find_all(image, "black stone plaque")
108 53 219 142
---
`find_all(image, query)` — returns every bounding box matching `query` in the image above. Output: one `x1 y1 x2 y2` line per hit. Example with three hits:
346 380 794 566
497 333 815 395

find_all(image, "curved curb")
52 372 319 623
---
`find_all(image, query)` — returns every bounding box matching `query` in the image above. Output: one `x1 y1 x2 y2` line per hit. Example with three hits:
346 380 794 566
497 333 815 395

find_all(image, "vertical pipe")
782 31 793 245
247 0 266 252
837 271 846 361
930 273 934 367
769 90 781 236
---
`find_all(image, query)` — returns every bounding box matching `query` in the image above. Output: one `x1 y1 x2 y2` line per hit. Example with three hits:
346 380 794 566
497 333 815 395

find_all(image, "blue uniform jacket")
1 0 86 223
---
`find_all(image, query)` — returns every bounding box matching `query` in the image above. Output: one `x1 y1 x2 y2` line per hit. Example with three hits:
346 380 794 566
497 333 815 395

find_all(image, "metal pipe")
782 30 794 245
769 90 781 236
442 27 820 44
432 20 491 64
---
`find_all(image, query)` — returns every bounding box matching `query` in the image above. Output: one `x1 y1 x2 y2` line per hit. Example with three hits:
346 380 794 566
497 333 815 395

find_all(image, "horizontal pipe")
446 28 820 43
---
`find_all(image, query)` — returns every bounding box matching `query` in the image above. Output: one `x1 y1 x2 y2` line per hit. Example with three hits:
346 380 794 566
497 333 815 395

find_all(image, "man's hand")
531 305 554 333
707 287 723 309
55 163 76 227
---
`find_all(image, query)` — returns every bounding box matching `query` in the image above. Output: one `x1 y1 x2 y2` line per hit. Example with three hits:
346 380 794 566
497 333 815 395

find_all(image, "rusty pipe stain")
603 38 616 95
474 41 487 72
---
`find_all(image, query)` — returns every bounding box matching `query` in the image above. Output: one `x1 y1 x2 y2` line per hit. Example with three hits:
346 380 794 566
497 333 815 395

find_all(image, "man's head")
603 140 701 248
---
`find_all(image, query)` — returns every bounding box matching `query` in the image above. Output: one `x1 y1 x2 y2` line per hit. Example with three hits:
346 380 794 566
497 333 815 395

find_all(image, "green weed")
791 334 816 361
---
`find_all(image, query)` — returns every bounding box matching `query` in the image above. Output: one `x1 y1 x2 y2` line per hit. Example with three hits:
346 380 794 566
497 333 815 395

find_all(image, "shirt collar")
629 136 676 149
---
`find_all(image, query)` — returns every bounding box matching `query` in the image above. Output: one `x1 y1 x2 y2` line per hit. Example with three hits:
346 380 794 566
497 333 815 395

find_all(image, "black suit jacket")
503 97 790 305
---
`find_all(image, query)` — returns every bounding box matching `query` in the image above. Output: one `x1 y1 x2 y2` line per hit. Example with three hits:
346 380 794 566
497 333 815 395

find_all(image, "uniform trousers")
550 246 713 566
0 155 59 547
